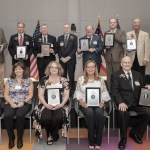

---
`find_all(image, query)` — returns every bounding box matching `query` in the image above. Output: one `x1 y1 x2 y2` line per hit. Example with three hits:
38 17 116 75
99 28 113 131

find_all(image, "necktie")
64 35 68 47
44 36 46 43
19 35 23 46
127 72 133 88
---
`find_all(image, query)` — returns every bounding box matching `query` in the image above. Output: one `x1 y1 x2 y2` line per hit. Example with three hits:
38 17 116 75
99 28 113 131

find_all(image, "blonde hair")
83 60 99 81
45 61 64 76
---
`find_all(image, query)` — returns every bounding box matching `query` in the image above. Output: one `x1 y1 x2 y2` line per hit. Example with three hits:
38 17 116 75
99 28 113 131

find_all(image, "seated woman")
4 62 33 149
33 61 70 145
74 60 110 149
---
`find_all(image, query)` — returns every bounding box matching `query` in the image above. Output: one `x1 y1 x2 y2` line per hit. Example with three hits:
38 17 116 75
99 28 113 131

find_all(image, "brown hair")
83 60 99 81
45 61 64 76
10 61 28 79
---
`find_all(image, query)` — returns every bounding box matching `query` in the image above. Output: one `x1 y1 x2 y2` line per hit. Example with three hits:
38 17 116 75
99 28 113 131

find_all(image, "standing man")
126 18 150 81
105 18 126 91
57 24 77 95
8 22 33 76
34 24 57 79
111 56 150 150
77 25 103 72
0 28 7 98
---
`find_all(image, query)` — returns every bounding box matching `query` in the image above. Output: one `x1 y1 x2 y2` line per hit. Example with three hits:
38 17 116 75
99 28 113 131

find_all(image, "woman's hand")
17 101 24 108
11 103 18 108
45 104 54 110
99 100 105 108
79 100 88 108
52 103 63 110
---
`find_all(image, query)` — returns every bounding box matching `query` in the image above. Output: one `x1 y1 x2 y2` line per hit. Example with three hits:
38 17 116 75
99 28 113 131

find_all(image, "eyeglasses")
50 66 59 69
86 66 96 69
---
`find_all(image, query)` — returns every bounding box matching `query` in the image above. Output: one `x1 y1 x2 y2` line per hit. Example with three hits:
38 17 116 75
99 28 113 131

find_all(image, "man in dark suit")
77 25 103 72
105 18 126 91
34 24 57 79
8 22 33 76
57 24 77 94
111 56 150 150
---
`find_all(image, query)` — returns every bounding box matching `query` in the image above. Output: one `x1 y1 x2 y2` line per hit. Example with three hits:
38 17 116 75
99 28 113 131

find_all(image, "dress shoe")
17 138 23 149
129 132 143 144
8 138 15 149
118 138 127 150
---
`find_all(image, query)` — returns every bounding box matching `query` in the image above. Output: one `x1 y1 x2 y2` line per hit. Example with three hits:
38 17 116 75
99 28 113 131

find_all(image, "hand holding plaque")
80 38 90 51
47 88 61 106
41 43 50 56
104 33 115 47
86 88 101 107
16 46 26 59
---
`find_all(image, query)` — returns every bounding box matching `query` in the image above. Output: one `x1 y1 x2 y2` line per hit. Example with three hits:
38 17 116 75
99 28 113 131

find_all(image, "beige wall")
0 0 150 80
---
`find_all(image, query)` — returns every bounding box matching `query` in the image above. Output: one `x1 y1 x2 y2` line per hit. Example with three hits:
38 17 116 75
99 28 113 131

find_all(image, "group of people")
0 17 150 150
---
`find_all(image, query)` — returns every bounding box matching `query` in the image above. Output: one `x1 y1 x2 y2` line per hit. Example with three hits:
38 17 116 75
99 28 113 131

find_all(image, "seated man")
111 56 150 150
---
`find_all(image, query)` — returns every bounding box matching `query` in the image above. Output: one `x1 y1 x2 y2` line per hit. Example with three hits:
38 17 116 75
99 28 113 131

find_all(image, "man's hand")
65 56 71 62
25 54 28 60
60 57 67 63
118 103 128 111
37 53 44 58
77 48 81 54
46 104 54 110
79 100 88 108
99 100 105 108
49 48 54 54
143 60 148 65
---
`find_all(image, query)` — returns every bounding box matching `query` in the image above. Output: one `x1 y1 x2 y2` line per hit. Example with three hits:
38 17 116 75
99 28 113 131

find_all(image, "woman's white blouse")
74 76 110 102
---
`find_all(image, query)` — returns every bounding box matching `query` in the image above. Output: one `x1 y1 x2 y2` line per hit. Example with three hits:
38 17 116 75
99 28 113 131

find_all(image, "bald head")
133 18 141 31
121 56 132 71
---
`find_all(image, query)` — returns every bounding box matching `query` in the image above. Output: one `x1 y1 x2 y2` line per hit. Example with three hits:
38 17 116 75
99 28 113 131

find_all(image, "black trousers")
41 108 63 140
80 106 106 146
60 60 76 91
117 105 150 139
4 104 31 140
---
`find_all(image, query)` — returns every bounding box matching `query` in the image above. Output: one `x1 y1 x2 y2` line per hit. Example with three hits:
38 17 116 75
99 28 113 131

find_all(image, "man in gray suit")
0 28 7 98
105 18 126 91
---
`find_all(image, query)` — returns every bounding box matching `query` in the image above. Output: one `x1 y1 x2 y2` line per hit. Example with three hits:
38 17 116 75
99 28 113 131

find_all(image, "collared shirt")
123 70 134 88
42 35 48 43
110 28 117 33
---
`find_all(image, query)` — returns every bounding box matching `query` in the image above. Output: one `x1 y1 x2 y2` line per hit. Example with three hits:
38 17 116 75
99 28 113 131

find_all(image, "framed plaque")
126 39 136 51
80 38 90 51
104 33 115 47
41 44 50 56
139 88 150 107
16 46 26 59
86 87 101 107
47 88 61 106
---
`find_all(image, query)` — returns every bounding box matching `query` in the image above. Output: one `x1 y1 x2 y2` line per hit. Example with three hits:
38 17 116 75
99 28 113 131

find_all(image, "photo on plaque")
126 39 136 51
86 87 101 107
104 33 115 47
16 46 26 59
139 88 150 107
47 88 61 106
80 38 90 51
41 43 50 56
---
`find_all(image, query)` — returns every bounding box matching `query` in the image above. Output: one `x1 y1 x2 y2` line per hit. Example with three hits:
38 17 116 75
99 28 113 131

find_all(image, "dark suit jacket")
33 34 57 68
111 69 144 107
105 29 126 63
0 28 7 63
57 33 77 63
8 33 33 67
79 34 103 66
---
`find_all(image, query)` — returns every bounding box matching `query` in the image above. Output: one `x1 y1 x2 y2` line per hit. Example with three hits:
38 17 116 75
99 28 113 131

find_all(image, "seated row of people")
1 56 150 150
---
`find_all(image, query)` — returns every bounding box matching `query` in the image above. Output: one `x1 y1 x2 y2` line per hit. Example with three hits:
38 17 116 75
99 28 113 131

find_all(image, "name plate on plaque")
41 43 50 56
126 39 136 51
86 87 101 107
104 33 115 47
139 88 150 107
47 88 61 106
16 46 26 59
80 38 90 51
